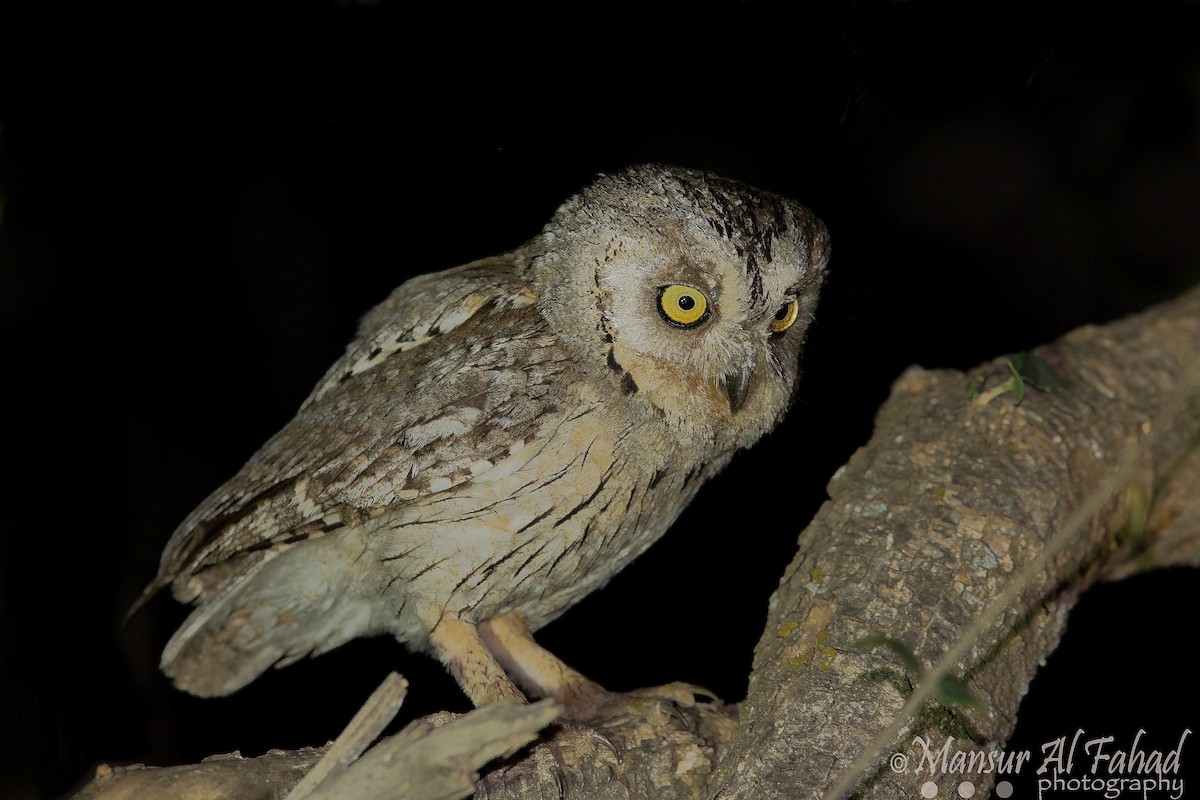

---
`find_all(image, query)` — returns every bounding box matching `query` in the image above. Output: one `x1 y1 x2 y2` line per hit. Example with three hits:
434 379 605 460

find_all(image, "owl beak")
723 370 750 413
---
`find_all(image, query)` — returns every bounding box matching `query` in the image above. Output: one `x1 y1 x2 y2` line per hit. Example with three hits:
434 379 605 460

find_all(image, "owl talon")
559 683 721 728
626 681 720 709
477 611 719 723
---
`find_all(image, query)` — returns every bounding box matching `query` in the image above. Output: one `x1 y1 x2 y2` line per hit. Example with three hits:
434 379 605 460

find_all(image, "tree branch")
709 283 1200 798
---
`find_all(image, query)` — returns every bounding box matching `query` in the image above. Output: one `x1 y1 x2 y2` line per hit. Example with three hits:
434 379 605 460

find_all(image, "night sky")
1 4 1197 798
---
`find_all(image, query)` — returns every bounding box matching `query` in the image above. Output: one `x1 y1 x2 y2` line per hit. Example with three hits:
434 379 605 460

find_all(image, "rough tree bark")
709 282 1200 799
78 284 1200 800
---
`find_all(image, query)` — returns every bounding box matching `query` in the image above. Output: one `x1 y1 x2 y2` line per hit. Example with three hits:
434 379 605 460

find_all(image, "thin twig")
285 672 409 800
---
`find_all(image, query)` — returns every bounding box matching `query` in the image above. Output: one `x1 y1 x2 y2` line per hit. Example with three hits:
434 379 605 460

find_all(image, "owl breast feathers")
143 164 829 703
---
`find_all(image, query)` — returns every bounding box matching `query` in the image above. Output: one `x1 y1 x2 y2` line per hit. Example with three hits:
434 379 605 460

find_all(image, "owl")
140 165 829 714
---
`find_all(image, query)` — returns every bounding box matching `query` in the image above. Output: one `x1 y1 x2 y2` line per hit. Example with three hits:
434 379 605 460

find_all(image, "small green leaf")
1005 360 1026 406
854 635 922 673
966 373 989 400
1009 351 1062 393
973 353 1063 406
937 676 984 710
1124 483 1150 542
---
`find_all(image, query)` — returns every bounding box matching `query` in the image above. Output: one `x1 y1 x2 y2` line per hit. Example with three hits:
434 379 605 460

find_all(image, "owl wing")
149 252 570 599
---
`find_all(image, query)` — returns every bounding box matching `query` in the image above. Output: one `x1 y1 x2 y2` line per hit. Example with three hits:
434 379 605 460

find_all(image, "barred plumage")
142 165 829 709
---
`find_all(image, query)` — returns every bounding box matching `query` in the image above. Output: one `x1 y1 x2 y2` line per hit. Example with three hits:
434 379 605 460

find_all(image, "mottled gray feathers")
144 164 829 700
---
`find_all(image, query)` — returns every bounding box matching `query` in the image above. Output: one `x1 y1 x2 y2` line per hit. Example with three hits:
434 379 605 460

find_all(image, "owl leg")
479 611 720 721
477 611 607 718
427 616 527 706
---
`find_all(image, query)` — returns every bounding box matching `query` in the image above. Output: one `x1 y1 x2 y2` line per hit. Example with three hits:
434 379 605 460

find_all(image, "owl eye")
658 284 710 328
770 298 800 333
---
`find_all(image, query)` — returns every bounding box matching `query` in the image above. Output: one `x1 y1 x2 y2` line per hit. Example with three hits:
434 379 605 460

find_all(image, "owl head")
531 165 829 452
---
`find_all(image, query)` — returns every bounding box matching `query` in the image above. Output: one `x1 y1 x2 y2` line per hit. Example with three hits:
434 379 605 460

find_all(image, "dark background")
1 3 1197 798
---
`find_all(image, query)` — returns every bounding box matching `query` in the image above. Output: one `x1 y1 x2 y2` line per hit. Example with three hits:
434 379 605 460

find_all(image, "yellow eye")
770 298 799 333
658 285 710 328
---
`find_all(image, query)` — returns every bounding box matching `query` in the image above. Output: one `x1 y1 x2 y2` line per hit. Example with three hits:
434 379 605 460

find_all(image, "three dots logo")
916 779 1015 797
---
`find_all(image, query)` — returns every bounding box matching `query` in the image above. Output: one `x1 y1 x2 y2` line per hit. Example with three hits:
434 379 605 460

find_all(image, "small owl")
141 165 829 711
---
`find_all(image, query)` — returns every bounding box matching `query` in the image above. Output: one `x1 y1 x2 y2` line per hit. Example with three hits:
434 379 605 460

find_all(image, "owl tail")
161 535 375 697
